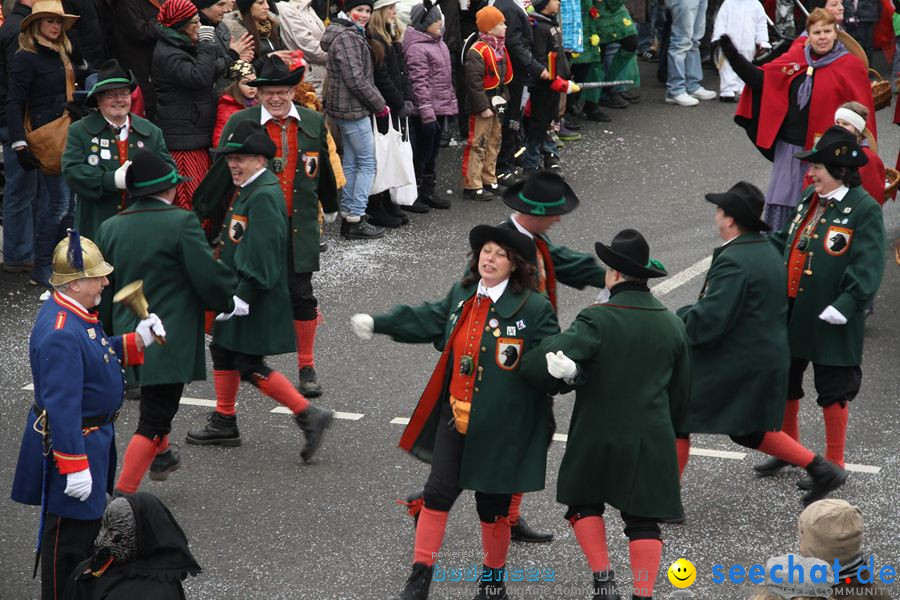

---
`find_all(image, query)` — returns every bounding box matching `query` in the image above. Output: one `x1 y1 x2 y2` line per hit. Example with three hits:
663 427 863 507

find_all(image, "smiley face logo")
667 559 696 588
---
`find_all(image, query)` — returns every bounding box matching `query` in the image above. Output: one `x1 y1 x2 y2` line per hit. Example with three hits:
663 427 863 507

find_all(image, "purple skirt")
764 140 806 231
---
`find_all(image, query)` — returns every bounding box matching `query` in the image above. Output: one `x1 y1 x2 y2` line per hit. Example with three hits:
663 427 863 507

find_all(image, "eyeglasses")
102 90 132 99
259 89 294 98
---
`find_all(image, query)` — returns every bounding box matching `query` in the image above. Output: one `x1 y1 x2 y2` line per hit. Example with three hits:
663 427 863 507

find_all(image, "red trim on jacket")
122 333 145 366
53 292 99 323
53 450 89 474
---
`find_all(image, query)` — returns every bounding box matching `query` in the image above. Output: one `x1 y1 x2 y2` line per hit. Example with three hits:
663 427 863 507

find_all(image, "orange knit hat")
476 6 505 33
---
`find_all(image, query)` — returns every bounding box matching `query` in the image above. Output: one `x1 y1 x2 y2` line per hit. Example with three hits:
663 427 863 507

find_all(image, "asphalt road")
2 62 899 599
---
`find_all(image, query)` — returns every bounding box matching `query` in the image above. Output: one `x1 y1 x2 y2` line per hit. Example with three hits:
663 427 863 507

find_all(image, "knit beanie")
531 0 551 12
158 0 198 29
344 0 375 12
475 6 504 33
410 0 442 32
798 499 863 566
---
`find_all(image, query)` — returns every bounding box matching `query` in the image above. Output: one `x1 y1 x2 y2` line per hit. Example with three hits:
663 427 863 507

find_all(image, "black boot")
366 193 403 228
511 516 553 543
598 91 629 109
185 412 242 446
796 474 813 490
294 404 334 463
584 102 612 122
473 565 508 599
383 195 410 225
542 152 561 172
803 455 848 506
593 569 622 599
341 215 385 240
753 457 790 476
422 174 450 209
397 562 433 600
297 366 323 398
149 444 182 481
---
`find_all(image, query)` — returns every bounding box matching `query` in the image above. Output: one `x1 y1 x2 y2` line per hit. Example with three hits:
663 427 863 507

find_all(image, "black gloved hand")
718 34 738 61
65 101 91 121
16 147 41 171
399 100 415 119
422 119 440 137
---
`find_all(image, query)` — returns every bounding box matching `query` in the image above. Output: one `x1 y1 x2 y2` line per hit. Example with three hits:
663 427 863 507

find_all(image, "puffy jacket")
320 17 385 119
151 24 218 151
402 27 457 123
370 29 410 112
277 0 328 95
213 93 250 148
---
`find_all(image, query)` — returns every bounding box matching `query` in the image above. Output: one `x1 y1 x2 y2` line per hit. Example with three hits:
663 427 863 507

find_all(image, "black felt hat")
215 120 276 158
469 224 537 266
247 55 304 88
86 59 137 107
502 170 579 217
594 228 667 279
705 181 769 232
793 126 868 168
125 149 189 197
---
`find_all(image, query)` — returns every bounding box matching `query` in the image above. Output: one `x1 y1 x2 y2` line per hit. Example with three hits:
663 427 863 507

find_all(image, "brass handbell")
113 280 166 345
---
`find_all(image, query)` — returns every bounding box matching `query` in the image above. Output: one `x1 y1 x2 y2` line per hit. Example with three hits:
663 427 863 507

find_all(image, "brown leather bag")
24 61 74 176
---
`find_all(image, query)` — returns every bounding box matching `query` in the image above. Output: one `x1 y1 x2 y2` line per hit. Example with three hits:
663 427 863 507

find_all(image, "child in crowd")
213 60 258 147
462 6 510 201
711 0 770 102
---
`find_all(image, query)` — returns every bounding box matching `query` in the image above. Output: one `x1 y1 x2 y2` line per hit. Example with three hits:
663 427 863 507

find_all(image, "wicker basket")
870 68 891 111
885 167 899 196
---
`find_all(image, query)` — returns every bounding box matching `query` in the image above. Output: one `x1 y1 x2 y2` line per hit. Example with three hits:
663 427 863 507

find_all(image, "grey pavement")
2 63 899 599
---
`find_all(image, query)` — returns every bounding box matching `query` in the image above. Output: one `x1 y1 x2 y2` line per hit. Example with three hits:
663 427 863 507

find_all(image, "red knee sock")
214 369 240 416
572 516 610 573
413 507 449 566
481 518 511 569
629 539 662 598
676 437 690 479
294 318 317 369
782 398 800 441
253 371 310 414
757 431 815 467
823 403 848 468
157 434 169 454
508 493 523 526
115 434 159 494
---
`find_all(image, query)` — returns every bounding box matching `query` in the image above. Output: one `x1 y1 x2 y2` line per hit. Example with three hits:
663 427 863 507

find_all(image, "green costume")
64 112 173 239
212 170 296 357
373 282 559 494
571 0 639 102
771 186 885 366
524 288 692 519
676 233 789 435
97 197 236 386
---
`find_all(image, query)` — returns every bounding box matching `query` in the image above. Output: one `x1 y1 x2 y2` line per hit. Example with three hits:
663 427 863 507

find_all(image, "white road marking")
391 417 411 425
23 383 34 391
651 256 712 296
845 463 881 474
269 407 364 420
179 397 218 408
689 447 747 460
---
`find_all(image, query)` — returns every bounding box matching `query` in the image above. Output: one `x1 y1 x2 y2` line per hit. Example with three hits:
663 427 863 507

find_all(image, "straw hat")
21 0 79 32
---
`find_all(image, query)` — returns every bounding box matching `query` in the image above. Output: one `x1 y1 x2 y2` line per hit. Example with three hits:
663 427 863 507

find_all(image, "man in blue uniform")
11 230 165 600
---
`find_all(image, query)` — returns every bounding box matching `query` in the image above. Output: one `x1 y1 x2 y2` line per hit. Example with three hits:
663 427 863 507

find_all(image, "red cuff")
53 450 89 474
122 333 144 366
549 76 568 93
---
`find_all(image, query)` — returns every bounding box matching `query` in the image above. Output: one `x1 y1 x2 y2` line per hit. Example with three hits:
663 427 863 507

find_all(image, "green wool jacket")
373 282 560 494
572 0 637 64
212 170 296 356
676 233 790 435
210 105 339 274
523 288 691 519
771 185 885 366
96 197 236 385
64 111 173 239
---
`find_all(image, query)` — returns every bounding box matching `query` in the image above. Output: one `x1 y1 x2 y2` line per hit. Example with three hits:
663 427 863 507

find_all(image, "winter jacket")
6 44 70 145
530 12 571 80
64 0 106 67
224 11 284 64
0 2 31 129
277 0 328 94
370 29 410 113
112 0 160 118
853 0 882 23
320 17 385 119
438 0 462 56
464 39 511 114
151 24 219 150
200 13 240 93
490 0 545 81
402 26 457 123
213 93 250 147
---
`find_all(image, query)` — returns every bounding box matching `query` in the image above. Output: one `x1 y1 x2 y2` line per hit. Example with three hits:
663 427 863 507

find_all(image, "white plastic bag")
390 118 418 206
370 114 413 195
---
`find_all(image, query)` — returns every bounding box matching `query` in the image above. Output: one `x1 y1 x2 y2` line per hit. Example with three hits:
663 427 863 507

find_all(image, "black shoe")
496 170 520 186
401 199 431 214
593 569 622 599
474 565 508 599
719 95 739 103
483 182 504 195
319 241 328 252
341 216 385 240
295 404 334 463
149 445 181 481
542 153 561 171
297 365 323 398
510 515 553 543
424 194 451 209
125 385 141 401
585 103 612 122
383 197 410 225
797 474 813 490
463 188 493 201
365 197 403 228
621 90 641 104
186 412 242 447
562 117 582 130
598 92 629 109
398 562 433 600
803 455 848 506
753 457 790 476
566 103 587 119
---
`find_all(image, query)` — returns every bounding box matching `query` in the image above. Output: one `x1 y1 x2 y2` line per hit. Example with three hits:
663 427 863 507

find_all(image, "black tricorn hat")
86 59 137 107
502 170 579 217
705 181 769 232
247 55 304 88
469 224 537 266
215 120 277 159
794 126 868 168
125 149 189 197
595 228 667 279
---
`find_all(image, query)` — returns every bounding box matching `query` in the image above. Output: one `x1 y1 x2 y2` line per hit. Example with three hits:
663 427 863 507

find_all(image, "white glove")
113 160 132 190
596 287 610 304
323 212 339 224
64 468 92 501
818 305 848 325
215 296 250 321
135 313 165 347
198 25 216 43
350 313 374 340
546 350 577 380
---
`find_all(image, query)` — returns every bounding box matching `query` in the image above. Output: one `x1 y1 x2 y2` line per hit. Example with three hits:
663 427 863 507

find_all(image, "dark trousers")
410 117 444 179
564 504 661 541
676 430 768 450
136 383 185 439
497 76 525 173
526 86 560 146
423 401 512 522
788 357 862 408
210 344 273 381
287 222 317 322
41 513 99 600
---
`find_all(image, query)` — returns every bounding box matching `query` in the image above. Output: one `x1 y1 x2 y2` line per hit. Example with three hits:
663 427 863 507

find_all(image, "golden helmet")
49 230 114 286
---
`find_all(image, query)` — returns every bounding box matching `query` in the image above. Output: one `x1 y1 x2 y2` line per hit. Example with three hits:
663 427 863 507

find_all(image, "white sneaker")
665 93 699 107
689 87 718 101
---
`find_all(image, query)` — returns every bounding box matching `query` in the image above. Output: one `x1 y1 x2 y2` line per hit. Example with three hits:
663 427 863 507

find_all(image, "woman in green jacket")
350 225 559 600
